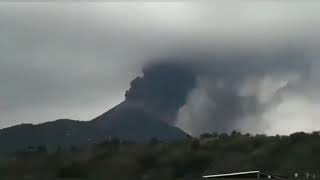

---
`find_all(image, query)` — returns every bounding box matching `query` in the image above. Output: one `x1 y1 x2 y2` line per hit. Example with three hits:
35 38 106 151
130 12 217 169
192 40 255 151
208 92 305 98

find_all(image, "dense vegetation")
1 131 320 180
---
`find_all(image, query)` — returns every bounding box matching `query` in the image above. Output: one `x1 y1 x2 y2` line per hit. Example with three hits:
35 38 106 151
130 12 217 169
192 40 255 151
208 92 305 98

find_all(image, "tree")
148 138 160 147
200 133 213 140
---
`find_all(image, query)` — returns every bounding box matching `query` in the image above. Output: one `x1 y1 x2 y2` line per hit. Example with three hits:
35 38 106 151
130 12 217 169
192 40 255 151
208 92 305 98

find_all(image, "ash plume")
124 60 196 124
128 50 319 136
175 52 312 136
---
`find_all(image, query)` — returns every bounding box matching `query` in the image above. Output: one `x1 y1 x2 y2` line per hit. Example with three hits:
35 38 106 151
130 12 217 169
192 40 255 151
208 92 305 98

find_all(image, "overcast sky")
1 2 320 135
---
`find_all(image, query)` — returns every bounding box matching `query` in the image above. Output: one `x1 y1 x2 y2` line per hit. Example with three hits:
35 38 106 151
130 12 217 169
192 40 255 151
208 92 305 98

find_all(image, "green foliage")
57 162 88 178
2 131 320 179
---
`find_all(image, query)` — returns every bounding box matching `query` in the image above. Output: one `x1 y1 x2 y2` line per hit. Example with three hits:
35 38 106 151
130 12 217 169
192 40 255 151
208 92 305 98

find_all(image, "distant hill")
0 61 195 154
0 119 104 154
0 102 188 154
91 101 188 141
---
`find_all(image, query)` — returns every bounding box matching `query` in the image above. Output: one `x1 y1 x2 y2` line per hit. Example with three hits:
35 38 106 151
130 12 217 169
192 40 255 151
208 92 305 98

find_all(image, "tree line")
1 131 320 180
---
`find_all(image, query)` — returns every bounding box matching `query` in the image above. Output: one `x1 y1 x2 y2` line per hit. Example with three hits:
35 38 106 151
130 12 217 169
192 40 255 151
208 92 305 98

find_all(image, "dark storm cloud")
1 2 320 135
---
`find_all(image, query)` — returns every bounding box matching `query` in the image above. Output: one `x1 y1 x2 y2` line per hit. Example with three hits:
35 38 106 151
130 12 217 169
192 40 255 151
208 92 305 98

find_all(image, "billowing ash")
126 50 320 136
124 60 196 124
175 53 311 136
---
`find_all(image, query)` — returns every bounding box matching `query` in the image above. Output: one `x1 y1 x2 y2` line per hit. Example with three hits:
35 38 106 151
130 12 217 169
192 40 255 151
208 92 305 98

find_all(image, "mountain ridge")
0 61 196 154
0 101 189 154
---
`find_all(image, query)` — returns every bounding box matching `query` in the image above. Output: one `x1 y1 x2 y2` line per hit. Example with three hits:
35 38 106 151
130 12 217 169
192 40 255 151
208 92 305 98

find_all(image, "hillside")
0 102 188 154
1 131 319 180
0 62 193 154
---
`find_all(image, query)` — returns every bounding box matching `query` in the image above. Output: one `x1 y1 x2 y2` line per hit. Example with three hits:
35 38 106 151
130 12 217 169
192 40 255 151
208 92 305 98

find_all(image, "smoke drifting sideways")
131 50 320 137
177 54 320 136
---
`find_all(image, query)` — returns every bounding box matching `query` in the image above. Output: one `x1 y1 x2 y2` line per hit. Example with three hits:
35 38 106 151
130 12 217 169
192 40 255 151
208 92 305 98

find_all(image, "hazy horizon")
1 2 320 136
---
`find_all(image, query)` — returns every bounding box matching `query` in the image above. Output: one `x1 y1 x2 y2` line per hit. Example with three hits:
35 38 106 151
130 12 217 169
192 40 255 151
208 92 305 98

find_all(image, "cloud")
0 2 320 136
175 54 311 136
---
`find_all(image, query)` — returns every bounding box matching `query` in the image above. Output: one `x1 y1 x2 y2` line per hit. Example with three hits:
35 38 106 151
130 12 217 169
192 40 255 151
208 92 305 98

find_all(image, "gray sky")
1 2 320 135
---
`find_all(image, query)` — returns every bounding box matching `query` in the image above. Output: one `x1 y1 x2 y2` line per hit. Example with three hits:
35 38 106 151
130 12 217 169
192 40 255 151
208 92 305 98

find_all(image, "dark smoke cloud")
127 51 314 136
125 60 196 124
175 52 311 136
